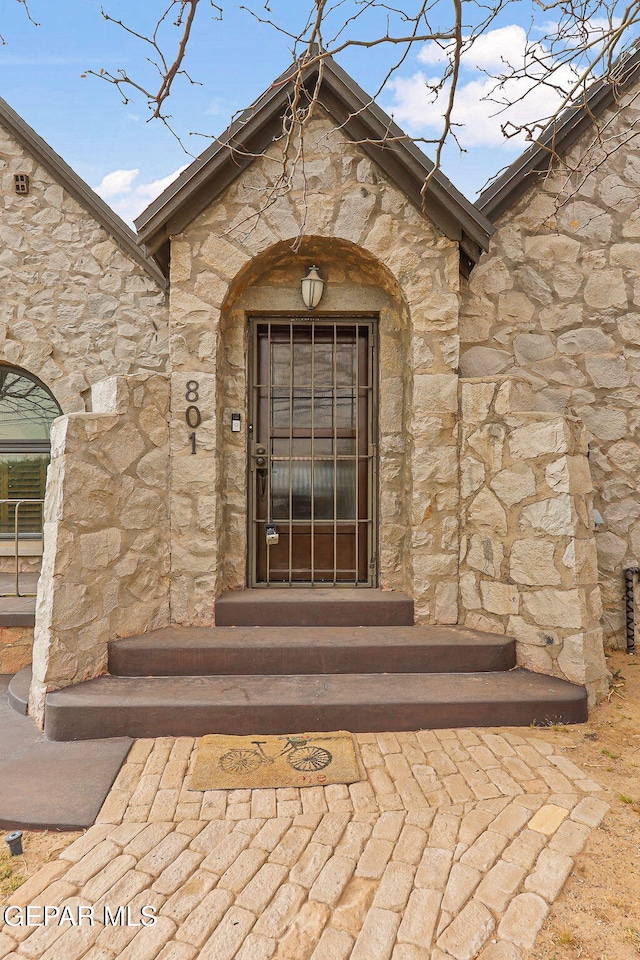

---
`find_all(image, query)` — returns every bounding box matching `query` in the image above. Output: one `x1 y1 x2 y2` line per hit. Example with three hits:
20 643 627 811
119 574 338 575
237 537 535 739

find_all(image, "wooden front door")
249 318 376 586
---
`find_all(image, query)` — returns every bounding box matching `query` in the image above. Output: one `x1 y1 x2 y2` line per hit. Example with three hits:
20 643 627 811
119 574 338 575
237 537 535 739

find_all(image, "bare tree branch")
68 0 640 213
2 0 40 44
82 0 221 124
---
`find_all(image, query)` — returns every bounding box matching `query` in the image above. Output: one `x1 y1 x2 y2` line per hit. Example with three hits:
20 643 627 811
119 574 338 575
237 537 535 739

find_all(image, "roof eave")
317 57 495 253
477 47 640 220
134 58 303 240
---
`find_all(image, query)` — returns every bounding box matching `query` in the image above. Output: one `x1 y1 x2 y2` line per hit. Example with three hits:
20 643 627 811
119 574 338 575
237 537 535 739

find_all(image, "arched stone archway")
168 231 461 626
218 237 413 596
165 111 462 625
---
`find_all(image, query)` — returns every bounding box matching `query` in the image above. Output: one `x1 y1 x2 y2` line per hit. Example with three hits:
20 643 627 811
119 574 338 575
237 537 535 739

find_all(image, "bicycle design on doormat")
219 735 333 774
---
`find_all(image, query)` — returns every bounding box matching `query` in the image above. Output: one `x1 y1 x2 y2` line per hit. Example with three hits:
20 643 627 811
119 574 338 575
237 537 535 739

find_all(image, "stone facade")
461 86 640 649
0 119 168 414
168 113 461 626
0 625 33 674
29 374 171 724
459 378 607 705
2 82 628 710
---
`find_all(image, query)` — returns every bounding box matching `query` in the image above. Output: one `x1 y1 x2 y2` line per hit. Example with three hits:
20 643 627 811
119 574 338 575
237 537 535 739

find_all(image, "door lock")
265 522 279 545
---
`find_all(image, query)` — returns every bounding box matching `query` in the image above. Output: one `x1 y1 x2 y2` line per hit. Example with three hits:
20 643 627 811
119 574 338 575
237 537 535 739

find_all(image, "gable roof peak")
0 94 166 289
135 53 493 271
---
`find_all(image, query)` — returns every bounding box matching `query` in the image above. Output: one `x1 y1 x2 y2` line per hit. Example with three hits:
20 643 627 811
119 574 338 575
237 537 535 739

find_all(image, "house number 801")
185 380 201 454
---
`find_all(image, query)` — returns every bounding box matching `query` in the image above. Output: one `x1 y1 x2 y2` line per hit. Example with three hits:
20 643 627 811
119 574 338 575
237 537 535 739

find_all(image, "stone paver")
2 727 609 960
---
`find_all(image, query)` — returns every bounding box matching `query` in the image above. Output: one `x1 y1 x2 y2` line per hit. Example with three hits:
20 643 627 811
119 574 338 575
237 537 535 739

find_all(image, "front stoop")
43 670 587 741
12 590 588 740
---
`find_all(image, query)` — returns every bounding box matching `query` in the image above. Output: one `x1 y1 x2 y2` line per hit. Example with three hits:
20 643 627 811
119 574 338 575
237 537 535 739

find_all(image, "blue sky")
0 1 622 224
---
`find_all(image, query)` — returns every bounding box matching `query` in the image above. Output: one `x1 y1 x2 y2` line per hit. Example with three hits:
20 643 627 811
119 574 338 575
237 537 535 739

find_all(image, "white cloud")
419 24 530 72
93 165 188 225
94 168 139 200
387 24 579 149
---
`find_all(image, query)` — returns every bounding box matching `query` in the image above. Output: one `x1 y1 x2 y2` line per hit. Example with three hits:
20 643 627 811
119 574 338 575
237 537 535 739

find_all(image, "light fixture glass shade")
301 265 325 310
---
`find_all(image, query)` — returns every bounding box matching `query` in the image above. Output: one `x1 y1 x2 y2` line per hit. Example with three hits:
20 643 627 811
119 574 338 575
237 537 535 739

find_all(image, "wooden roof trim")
134 55 494 263
0 95 167 290
477 46 640 220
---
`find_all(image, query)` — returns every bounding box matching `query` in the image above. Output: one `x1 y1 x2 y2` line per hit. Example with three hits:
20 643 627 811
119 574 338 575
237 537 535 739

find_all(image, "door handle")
257 468 268 501
253 445 268 501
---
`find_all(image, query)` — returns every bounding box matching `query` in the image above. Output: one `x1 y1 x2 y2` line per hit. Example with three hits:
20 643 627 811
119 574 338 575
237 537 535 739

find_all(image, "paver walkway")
0 727 609 960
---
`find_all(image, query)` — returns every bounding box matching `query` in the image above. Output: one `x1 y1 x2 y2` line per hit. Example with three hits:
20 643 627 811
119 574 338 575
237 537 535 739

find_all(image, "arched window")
0 365 62 537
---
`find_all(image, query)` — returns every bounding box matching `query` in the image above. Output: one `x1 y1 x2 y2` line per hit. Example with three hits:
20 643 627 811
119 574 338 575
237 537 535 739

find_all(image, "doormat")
189 731 361 790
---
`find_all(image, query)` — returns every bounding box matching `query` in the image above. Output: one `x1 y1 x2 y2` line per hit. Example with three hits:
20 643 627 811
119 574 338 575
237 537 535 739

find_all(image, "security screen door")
249 318 377 586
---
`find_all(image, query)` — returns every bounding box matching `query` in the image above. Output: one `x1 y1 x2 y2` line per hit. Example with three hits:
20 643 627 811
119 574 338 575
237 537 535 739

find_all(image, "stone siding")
1 98 615 708
0 120 168 414
459 378 607 705
29 375 171 724
0 625 33 674
461 86 640 647
168 111 461 625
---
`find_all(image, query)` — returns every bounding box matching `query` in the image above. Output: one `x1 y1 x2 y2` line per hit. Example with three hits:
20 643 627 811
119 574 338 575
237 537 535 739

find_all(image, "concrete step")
7 665 30 714
43 670 588 741
0 574 38 629
108 625 516 676
214 588 414 626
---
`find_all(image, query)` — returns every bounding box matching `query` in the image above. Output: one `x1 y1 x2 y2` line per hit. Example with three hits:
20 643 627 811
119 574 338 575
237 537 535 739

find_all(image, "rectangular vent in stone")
14 174 30 195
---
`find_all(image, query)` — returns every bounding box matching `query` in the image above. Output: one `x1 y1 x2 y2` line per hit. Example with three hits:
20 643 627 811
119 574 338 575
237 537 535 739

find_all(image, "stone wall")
461 85 640 647
0 120 168 414
28 374 171 724
0 116 169 678
168 111 461 625
459 377 608 705
0 625 33 674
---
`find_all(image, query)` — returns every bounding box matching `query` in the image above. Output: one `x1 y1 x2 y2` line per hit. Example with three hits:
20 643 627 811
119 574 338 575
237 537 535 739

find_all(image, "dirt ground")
0 829 80 902
526 649 640 960
1 650 639 959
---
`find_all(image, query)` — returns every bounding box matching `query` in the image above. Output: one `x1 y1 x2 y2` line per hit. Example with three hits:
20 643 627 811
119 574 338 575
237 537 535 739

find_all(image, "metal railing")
0 499 44 598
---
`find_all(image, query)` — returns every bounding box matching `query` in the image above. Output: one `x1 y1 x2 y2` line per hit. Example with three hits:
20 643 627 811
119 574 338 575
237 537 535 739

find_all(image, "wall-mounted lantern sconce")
300 265 325 310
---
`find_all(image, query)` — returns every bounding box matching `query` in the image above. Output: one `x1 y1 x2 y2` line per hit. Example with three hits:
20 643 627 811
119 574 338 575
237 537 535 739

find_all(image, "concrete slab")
109 624 516 676
0 676 131 831
215 587 414 626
